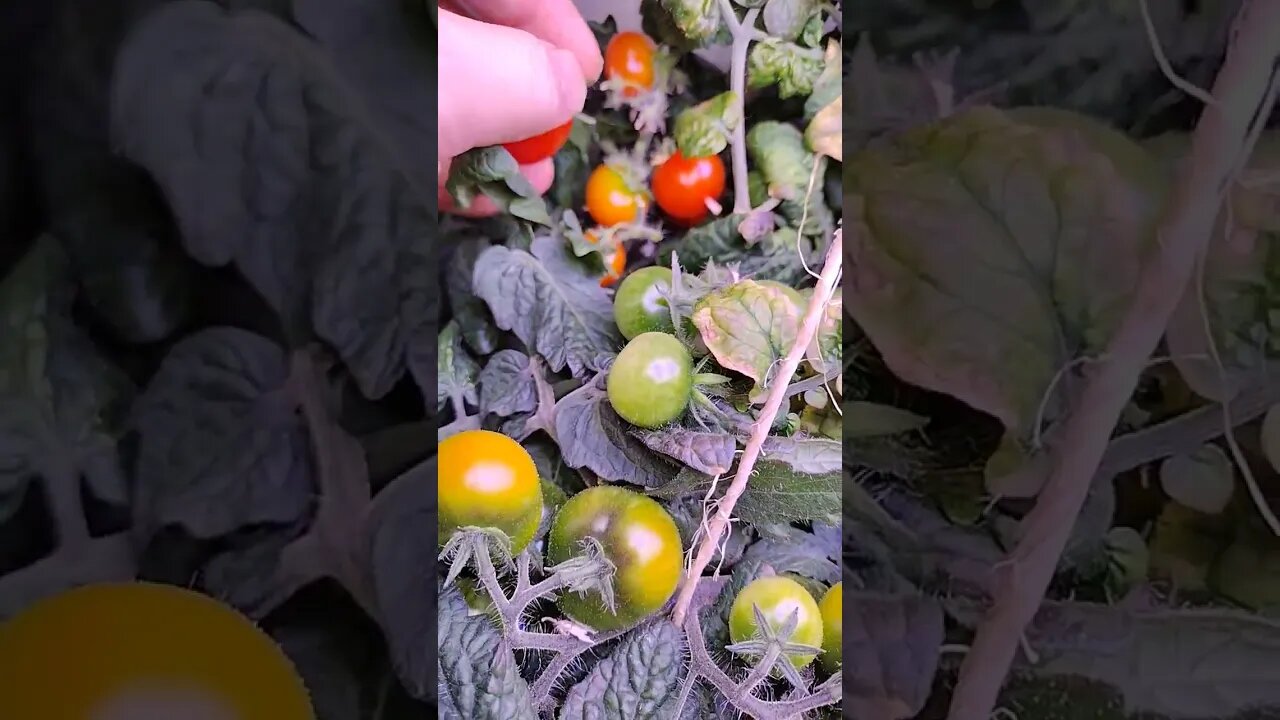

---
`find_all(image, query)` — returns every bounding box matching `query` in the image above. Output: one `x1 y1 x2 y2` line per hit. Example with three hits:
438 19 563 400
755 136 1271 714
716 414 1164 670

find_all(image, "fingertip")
523 158 556 194
548 47 588 115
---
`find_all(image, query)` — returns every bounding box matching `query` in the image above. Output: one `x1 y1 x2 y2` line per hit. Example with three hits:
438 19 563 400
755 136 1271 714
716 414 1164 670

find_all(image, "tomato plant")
438 429 543 553
652 150 725 223
728 575 825 670
613 265 675 340
546 485 682 631
502 119 574 165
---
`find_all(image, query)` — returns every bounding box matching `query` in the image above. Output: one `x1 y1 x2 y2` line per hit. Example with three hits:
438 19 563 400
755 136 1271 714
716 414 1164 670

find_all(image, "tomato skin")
818 582 842 672
652 151 725 223
613 266 675 340
0 582 314 719
502 119 574 164
607 332 693 428
438 429 544 553
547 486 683 630
586 165 645 226
728 576 825 669
604 31 655 98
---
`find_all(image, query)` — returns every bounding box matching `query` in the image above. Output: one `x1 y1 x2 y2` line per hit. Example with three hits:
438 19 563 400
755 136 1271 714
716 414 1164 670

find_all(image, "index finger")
444 0 603 82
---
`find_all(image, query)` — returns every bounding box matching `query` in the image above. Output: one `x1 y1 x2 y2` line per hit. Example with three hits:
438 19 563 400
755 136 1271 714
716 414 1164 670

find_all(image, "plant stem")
43 459 89 549
715 0 758 213
671 231 842 625
946 4 1280 718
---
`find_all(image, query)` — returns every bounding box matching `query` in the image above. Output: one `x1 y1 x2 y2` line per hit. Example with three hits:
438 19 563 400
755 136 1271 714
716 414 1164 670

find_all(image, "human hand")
438 0 603 216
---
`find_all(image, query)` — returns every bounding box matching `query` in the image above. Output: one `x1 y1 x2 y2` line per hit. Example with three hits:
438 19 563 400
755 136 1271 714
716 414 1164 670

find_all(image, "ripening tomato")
604 31 655 98
586 165 646 226
607 332 693 428
613 266 674 340
546 486 682 630
438 429 544 553
728 576 824 669
586 231 628 288
502 119 574 164
652 151 725 223
818 582 842 672
0 582 314 720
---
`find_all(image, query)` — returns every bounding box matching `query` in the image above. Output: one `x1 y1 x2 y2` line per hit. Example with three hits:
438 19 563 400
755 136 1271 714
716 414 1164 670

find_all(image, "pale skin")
438 0 604 216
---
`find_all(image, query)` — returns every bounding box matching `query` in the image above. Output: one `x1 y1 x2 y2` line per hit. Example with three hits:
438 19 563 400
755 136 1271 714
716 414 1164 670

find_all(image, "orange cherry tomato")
585 231 627 287
585 165 645 226
502 119 574 165
652 151 725 223
604 31 655 98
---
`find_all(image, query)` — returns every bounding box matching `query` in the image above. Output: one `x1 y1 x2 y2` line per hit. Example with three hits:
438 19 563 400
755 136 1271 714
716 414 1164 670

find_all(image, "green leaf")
734 459 839 525
199 525 302 619
803 40 841 122
692 280 800 399
846 106 1164 436
369 458 435 701
758 436 841 474
1159 443 1235 515
762 0 819 41
477 350 538 418
132 327 312 539
633 426 737 476
554 376 679 487
747 40 823 99
0 237 133 524
673 92 740 158
448 237 501 356
843 402 928 439
110 1 436 401
437 321 479 415
473 235 621 377
746 121 832 239
844 593 944 720
1213 533 1280 611
446 147 552 226
658 0 722 45
559 620 688 719
438 583 537 719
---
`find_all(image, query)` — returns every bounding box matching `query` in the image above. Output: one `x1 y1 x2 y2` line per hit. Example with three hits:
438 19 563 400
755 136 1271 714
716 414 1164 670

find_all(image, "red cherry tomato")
502 119 574 164
604 32 655 98
652 151 725 223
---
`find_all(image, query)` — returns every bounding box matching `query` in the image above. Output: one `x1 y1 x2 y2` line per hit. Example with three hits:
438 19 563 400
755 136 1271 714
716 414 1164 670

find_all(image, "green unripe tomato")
613 266 675 340
818 581 841 672
546 486 683 631
607 332 693 428
728 576 824 669
438 429 543 553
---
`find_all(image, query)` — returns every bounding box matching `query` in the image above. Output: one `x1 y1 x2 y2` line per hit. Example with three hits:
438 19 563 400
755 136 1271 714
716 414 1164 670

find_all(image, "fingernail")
548 47 586 113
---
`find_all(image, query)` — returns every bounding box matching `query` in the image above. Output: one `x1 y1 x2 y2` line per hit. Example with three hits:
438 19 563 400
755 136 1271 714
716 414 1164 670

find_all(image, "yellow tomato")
438 429 543 552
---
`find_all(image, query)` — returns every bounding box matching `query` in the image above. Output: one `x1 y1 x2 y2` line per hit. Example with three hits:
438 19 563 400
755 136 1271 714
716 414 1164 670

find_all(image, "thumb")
438 9 587 160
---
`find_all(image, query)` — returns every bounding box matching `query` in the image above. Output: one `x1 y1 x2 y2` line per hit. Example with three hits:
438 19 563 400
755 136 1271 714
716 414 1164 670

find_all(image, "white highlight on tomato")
768 597 808 628
92 684 237 720
642 281 669 315
625 524 663 564
464 461 514 494
644 357 681 384
591 515 610 533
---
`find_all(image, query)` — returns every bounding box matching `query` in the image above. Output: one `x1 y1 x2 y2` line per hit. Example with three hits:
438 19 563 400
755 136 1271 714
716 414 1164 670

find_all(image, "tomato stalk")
715 0 760 214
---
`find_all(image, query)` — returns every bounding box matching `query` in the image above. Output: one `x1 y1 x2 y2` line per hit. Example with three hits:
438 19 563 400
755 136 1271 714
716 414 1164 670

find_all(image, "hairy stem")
715 0 758 213
946 4 1280 718
672 231 842 625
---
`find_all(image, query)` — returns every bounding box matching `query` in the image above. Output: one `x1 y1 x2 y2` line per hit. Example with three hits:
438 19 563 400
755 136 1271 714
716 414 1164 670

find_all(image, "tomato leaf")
132 327 312 539
762 0 819 41
110 1 437 401
692 280 800 399
368 458 435 702
473 235 620 377
199 524 304 619
844 592 944 720
633 426 737 476
846 106 1163 436
746 120 833 239
803 39 841 122
438 321 479 415
554 377 679 487
559 620 688 719
657 0 724 46
0 237 133 524
477 350 538 419
758 435 842 474
437 582 537 719
673 91 740 158
747 40 824 99
447 237 501 357
734 459 840 526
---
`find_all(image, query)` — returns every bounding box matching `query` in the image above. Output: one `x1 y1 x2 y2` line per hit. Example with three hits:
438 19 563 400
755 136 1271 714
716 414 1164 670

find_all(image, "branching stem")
715 0 759 213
